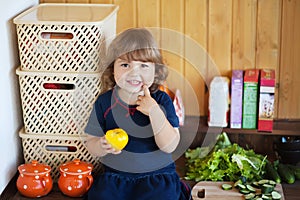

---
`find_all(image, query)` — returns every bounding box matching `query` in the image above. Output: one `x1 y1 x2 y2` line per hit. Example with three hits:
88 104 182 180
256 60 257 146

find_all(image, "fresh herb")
185 132 267 182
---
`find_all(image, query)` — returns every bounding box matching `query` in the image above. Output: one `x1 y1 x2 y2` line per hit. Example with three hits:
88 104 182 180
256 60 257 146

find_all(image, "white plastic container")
13 3 119 72
16 67 101 135
208 76 230 127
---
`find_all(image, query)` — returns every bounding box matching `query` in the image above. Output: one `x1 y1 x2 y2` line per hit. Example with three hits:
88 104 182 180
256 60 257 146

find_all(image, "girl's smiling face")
114 58 155 94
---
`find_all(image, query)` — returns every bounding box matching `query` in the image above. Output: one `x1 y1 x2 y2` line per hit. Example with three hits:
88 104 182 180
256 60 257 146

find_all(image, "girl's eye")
120 63 129 68
141 64 149 68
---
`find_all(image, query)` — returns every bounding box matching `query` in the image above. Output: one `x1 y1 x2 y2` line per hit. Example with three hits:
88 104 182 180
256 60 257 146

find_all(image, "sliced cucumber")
258 179 270 185
261 194 272 200
268 180 276 186
234 179 243 188
244 192 256 200
221 183 232 190
239 189 250 194
252 181 260 188
271 191 282 200
237 183 246 190
261 184 274 194
246 184 256 192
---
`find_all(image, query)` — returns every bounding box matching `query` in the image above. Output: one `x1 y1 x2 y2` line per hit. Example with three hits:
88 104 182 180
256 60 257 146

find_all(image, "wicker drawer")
19 128 102 181
13 3 118 72
16 67 101 135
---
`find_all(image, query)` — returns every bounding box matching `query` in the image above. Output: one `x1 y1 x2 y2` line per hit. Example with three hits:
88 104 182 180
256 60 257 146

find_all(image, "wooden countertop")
1 156 299 200
175 156 300 200
1 116 299 199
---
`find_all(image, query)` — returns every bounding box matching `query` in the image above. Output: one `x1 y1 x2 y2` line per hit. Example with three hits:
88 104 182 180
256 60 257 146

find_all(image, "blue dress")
85 87 191 200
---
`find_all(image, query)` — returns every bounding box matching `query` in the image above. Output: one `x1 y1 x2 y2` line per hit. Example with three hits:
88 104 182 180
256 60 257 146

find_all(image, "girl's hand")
136 85 158 116
99 136 122 154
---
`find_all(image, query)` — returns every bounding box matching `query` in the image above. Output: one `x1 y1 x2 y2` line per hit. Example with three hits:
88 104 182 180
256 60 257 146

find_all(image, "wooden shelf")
180 116 300 158
180 116 300 136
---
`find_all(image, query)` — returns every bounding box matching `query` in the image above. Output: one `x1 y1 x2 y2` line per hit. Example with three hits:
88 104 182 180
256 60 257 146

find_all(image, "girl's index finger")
143 85 151 97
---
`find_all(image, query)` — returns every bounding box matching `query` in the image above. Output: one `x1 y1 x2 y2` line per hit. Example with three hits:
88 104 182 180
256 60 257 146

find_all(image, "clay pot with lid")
16 160 53 198
58 159 93 197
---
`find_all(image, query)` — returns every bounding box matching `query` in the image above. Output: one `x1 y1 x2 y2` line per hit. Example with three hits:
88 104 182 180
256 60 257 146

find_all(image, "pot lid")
18 160 51 175
60 159 93 174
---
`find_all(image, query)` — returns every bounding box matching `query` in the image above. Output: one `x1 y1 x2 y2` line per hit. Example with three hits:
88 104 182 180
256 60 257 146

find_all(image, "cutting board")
191 181 285 200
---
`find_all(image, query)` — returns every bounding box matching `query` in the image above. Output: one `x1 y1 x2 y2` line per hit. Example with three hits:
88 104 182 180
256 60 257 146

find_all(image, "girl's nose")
128 64 140 75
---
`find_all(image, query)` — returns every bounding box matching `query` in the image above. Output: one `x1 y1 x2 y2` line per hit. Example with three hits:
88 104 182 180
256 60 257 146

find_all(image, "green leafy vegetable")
185 132 267 182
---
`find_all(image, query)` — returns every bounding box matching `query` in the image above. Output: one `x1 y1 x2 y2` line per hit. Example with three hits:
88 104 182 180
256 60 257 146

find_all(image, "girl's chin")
121 87 143 94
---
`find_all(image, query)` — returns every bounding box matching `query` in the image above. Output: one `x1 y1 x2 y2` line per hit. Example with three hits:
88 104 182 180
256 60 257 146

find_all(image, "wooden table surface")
175 156 300 200
1 156 299 200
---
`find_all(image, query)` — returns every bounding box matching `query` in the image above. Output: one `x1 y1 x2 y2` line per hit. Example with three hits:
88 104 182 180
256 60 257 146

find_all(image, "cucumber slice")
271 191 282 200
268 180 276 186
244 193 256 200
234 179 242 188
221 183 232 190
237 183 246 190
261 194 272 200
252 181 260 188
258 179 270 185
261 184 274 194
246 184 256 192
239 189 250 194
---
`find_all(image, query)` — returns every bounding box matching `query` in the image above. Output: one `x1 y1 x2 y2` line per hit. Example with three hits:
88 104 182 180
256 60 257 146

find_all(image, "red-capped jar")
58 159 93 197
16 160 53 198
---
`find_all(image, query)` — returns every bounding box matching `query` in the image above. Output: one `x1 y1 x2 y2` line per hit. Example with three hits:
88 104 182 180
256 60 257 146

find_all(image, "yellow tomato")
105 128 129 150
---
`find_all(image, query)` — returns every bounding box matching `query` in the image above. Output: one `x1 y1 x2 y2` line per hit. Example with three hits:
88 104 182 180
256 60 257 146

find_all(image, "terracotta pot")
16 160 53 198
58 159 93 197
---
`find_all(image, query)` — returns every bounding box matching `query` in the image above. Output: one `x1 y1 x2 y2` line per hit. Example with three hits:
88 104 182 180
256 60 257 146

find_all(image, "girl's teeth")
129 80 140 84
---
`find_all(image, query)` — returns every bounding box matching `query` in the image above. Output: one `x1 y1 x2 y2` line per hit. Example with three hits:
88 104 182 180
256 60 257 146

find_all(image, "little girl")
84 28 190 200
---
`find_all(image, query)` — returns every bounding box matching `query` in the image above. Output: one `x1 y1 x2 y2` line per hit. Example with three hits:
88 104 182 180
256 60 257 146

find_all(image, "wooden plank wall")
40 0 300 119
279 0 300 119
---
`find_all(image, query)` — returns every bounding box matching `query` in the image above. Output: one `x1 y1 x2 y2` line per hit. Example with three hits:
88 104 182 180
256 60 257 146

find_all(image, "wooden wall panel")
137 0 160 28
113 0 137 32
279 0 300 118
160 0 185 97
231 0 257 70
207 0 232 83
66 0 89 3
256 0 281 118
256 0 281 70
90 0 113 3
39 0 300 119
136 0 160 41
184 0 208 116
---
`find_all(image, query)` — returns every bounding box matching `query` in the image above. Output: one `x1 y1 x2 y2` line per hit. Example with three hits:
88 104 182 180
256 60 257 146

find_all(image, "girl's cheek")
143 72 155 85
114 71 124 82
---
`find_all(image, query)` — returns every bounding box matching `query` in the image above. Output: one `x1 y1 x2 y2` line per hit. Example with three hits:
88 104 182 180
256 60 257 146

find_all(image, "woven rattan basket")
13 3 118 72
19 128 103 182
16 67 101 135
